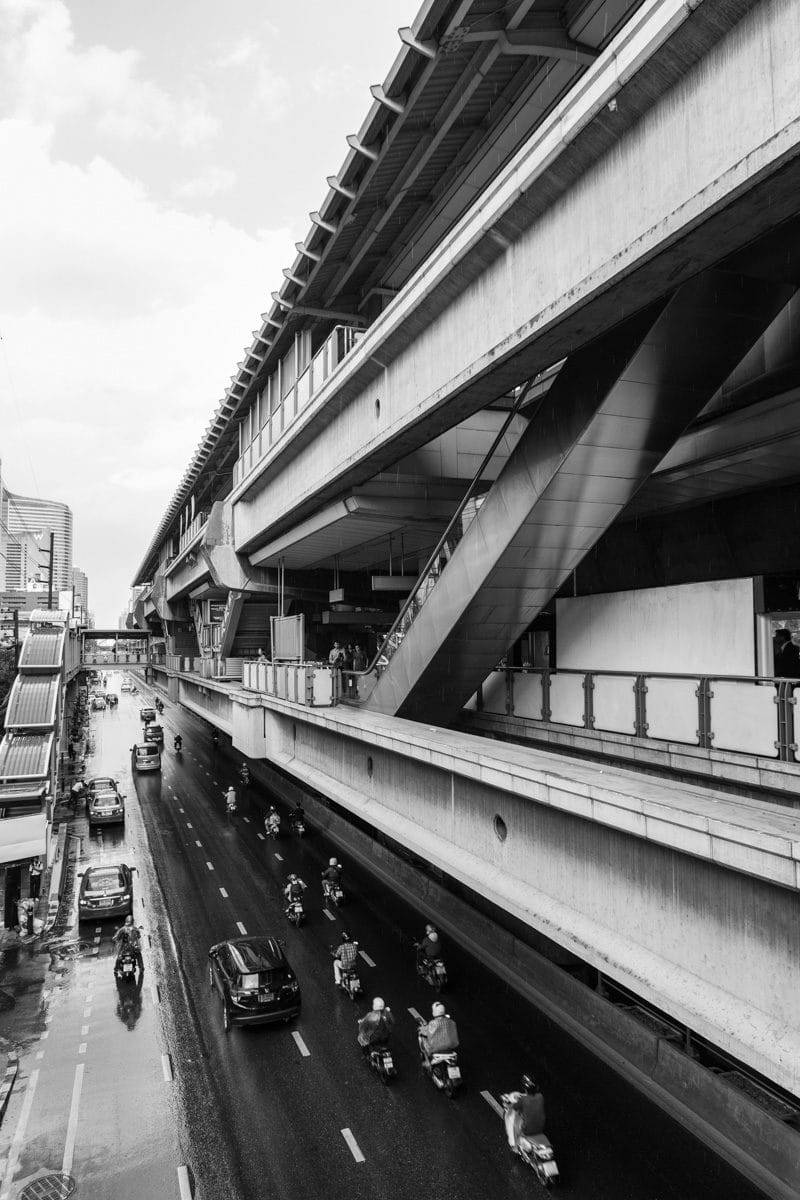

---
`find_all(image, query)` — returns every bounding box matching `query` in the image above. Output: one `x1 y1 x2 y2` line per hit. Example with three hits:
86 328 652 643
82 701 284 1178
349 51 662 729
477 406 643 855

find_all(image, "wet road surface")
0 676 770 1199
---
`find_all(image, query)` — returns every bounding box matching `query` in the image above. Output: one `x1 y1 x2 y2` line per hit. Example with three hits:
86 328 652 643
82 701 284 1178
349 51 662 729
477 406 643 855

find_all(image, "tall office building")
72 567 89 620
3 488 73 593
0 461 6 591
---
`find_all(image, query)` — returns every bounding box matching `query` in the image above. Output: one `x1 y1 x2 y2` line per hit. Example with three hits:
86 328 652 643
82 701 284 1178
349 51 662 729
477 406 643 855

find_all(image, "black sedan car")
208 937 301 1032
78 863 134 922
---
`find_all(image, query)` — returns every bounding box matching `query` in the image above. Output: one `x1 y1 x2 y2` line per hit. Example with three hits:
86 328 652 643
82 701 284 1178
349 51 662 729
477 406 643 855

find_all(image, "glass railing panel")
711 680 780 758
513 672 544 720
592 674 637 735
481 670 507 715
645 677 700 744
548 674 585 726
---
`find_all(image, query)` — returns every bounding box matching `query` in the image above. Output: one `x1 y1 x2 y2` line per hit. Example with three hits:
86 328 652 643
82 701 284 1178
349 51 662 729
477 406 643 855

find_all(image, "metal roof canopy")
132 0 644 587
0 782 47 806
5 676 60 732
0 732 54 781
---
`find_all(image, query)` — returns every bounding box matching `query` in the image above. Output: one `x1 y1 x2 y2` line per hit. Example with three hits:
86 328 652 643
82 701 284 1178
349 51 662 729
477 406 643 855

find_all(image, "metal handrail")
342 382 535 691
494 665 800 684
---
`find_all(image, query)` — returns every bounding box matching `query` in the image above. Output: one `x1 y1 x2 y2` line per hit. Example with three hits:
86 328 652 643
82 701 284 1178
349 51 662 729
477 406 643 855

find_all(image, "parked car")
121 681 133 693
77 863 134 922
83 776 120 813
132 742 161 772
88 789 125 828
140 707 156 724
208 936 301 1032
91 695 106 711
144 723 164 745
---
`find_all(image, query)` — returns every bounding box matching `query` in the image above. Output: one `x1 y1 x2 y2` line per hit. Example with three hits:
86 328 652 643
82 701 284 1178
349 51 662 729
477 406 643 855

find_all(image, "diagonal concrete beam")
366 268 795 722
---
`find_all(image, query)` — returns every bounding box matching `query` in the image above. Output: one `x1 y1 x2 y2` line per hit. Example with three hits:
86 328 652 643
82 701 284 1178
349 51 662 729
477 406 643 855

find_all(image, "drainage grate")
20 1175 76 1200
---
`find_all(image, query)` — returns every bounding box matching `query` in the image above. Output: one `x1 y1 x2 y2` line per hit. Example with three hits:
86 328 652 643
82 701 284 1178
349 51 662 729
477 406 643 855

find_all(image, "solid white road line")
151 984 160 1005
407 1007 423 1022
323 909 336 922
274 853 283 862
292 1032 310 1057
480 1090 504 1117
177 1164 193 1200
205 861 214 871
341 1128 365 1164
359 951 376 968
161 1054 173 1083
236 922 247 936
0 1067 40 1198
61 1063 85 1175
219 888 229 899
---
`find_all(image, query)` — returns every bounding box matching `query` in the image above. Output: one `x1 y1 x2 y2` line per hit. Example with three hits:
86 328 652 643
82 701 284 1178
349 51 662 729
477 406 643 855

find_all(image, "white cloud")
0 0 217 145
174 166 237 202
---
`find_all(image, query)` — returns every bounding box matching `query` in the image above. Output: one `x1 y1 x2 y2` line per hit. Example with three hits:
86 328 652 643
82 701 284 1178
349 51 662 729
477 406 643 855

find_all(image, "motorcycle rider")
266 806 281 837
332 931 359 987
113 915 144 974
173 734 182 752
283 873 307 911
504 1075 546 1154
321 857 343 900
416 922 442 968
357 997 394 1055
240 764 250 787
418 1000 459 1063
290 801 305 830
224 786 237 820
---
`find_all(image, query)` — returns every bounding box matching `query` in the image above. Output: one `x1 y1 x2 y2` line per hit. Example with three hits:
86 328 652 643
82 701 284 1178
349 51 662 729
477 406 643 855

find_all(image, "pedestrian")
29 856 43 902
351 643 367 697
328 641 344 668
256 647 267 664
773 628 800 679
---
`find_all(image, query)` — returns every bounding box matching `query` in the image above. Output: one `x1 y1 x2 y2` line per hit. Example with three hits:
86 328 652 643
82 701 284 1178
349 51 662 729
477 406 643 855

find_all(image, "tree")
0 647 16 730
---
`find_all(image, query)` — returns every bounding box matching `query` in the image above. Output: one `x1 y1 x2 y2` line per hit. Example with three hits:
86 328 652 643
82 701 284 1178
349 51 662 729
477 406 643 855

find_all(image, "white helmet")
431 1001 445 1018
372 997 385 1012
329 857 338 867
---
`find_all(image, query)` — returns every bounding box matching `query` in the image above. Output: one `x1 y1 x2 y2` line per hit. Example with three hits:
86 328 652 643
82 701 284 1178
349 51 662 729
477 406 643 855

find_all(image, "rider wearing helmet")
332 931 359 986
505 1074 546 1153
283 873 307 905
266 806 281 836
113 914 144 972
416 922 441 967
357 997 394 1052
174 734 182 752
418 1000 459 1061
321 857 343 900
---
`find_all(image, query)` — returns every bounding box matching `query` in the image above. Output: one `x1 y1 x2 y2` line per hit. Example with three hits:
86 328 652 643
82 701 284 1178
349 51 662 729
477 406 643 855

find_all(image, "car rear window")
229 940 284 973
85 869 124 892
135 744 158 757
92 793 119 807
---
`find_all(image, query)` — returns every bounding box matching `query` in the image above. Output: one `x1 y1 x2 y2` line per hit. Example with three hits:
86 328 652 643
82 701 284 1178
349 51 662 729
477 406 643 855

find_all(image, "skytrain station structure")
131 1 800 1193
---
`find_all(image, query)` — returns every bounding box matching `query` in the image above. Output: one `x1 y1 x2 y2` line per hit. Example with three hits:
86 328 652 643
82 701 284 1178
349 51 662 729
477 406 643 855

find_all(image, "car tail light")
121 894 131 901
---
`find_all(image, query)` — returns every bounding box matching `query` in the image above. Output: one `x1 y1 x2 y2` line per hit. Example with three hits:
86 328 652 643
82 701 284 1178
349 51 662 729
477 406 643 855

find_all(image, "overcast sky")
0 0 416 625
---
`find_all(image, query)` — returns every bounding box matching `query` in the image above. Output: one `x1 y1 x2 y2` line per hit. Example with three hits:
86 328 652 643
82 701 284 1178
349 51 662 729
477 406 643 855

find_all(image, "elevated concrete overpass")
131 0 800 1188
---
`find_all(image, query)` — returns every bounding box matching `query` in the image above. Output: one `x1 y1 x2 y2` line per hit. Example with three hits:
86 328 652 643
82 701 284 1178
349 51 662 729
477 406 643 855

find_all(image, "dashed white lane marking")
195 840 202 848
0 1067 40 1197
292 1031 310 1057
481 1090 504 1117
341 1128 365 1164
274 853 283 862
186 823 193 829
161 1053 173 1083
408 1006 423 1022
39 1031 48 1040
35 1051 44 1062
257 832 265 841
236 922 247 936
83 1007 92 1018
243 817 250 824
219 888 229 899
359 951 376 968
178 807 184 813
177 1164 192 1200
206 861 214 871
81 1025 89 1036
78 1043 87 1055
323 909 336 922
61 1063 85 1176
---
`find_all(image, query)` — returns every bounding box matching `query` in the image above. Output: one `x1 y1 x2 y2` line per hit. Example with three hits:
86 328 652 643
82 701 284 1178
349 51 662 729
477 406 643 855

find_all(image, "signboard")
270 614 305 662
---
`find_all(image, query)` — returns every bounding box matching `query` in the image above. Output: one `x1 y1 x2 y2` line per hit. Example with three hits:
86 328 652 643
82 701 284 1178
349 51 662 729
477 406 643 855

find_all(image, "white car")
120 681 133 693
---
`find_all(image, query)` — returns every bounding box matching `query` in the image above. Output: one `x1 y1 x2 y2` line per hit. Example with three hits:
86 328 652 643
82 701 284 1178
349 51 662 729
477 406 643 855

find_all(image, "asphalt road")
0 676 769 1200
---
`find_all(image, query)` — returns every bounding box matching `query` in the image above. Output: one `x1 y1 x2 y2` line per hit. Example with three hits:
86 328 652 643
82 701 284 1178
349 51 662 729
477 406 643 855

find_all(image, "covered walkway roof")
0 733 54 781
5 676 59 731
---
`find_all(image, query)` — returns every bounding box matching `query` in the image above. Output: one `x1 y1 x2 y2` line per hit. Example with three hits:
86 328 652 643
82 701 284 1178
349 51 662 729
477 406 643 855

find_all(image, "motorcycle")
155 698 164 713
174 738 183 755
366 1044 396 1084
322 879 345 907
285 898 305 926
418 1026 462 1097
332 948 362 1000
415 949 448 991
290 815 306 837
266 820 280 840
114 946 140 982
240 766 250 787
500 1095 560 1187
